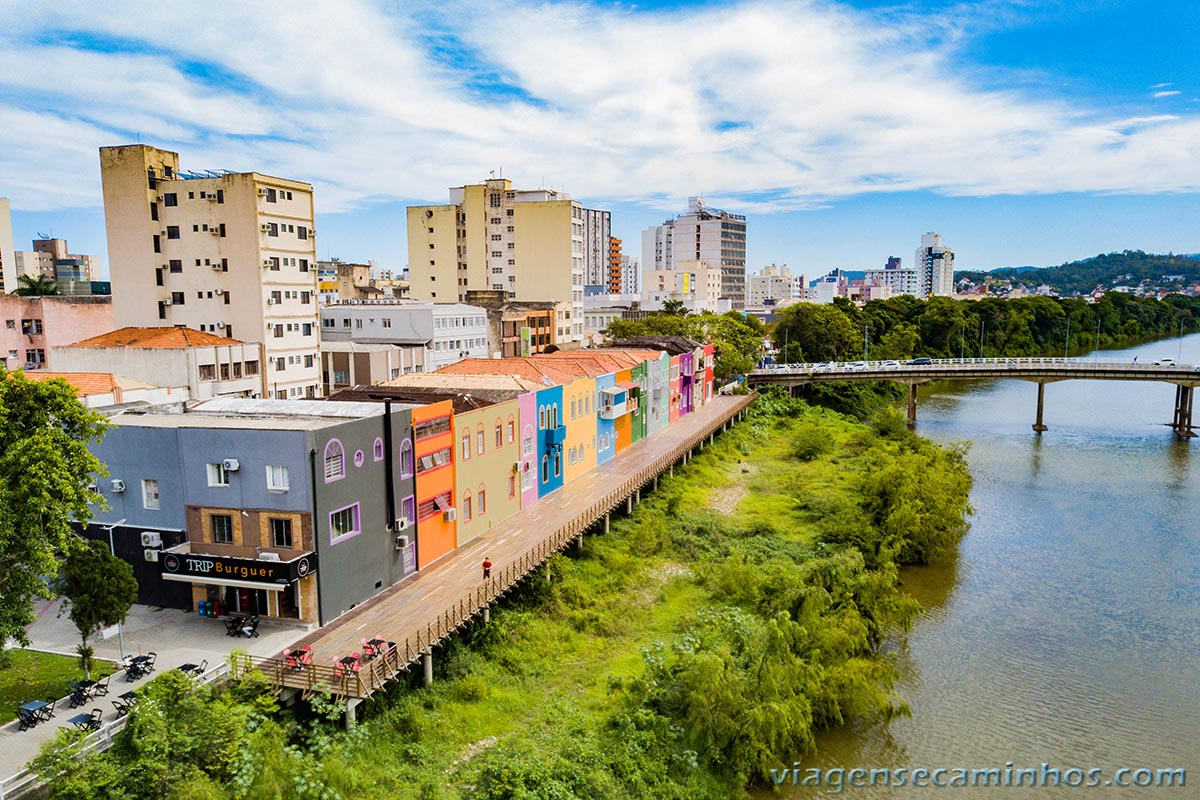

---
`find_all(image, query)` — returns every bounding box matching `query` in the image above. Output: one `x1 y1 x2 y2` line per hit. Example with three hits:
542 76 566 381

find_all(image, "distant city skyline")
1 0 1197 279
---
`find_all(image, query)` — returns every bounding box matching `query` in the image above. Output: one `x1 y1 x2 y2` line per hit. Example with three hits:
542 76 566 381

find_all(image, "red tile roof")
67 326 244 348
23 371 119 396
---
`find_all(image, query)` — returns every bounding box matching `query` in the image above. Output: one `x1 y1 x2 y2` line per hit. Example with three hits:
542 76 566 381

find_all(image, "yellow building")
100 144 321 399
562 376 597 483
452 398 523 544
406 178 593 346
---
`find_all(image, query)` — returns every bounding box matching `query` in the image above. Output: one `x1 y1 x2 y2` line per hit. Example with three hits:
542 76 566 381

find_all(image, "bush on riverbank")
32 390 972 799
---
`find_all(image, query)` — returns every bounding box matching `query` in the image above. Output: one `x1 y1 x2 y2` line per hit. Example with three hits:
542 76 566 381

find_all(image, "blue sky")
1 0 1197 279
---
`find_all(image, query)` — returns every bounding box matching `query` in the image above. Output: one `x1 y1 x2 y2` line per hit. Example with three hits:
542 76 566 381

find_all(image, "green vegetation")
34 391 971 799
956 250 1200 296
607 310 765 383
12 274 61 296
54 540 139 679
774 293 1200 363
0 650 116 725
0 371 109 647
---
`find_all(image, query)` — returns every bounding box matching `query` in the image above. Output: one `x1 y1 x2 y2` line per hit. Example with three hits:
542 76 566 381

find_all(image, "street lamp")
103 519 127 659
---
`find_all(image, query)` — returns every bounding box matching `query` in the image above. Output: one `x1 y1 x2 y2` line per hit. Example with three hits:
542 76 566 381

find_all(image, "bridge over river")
747 358 1200 436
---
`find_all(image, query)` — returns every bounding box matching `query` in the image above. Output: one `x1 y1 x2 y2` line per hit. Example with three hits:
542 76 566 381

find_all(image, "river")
765 337 1200 798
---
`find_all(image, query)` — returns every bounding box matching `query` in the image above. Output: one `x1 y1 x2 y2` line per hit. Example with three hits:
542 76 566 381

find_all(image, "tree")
13 274 60 296
54 540 138 678
0 372 109 647
661 299 690 316
772 304 861 362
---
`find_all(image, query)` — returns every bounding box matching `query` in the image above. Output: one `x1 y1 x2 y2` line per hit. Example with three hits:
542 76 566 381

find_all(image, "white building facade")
319 301 489 372
641 197 747 310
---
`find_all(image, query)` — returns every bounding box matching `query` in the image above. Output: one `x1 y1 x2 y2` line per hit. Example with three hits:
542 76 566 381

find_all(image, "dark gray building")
86 398 421 626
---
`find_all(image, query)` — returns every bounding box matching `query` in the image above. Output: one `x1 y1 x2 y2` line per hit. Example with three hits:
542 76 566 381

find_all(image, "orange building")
411 400 456 568
608 236 623 294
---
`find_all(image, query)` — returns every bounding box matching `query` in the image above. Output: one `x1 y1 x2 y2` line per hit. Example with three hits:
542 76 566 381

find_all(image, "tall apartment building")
607 237 623 294
747 264 805 308
641 197 747 310
620 255 640 296
406 178 594 345
0 198 15 295
864 255 919 298
915 233 955 298
100 144 321 399
583 208 611 288
14 238 97 295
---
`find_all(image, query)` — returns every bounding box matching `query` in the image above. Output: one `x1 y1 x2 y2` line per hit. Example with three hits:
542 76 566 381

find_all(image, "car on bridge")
845 361 868 371
907 357 933 366
1154 357 1177 366
879 360 901 370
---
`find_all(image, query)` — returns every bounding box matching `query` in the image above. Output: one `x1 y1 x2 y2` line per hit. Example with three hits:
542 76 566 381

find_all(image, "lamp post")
864 324 870 362
104 519 127 659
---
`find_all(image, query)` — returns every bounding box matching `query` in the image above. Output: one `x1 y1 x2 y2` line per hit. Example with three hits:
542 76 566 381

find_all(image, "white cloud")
1153 90 1182 98
0 0 1198 216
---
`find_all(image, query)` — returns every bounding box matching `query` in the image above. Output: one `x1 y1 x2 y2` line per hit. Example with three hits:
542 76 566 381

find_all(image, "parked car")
1154 357 1177 366
907 357 933 366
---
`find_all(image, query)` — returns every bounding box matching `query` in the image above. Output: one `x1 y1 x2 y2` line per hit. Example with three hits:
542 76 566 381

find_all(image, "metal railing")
754 357 1198 374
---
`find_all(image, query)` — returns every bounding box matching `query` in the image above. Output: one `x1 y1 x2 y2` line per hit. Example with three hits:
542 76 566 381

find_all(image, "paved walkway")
277 394 754 698
1 599 308 778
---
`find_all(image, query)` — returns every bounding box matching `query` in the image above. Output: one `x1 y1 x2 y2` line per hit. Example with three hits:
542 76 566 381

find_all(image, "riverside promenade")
240 392 756 712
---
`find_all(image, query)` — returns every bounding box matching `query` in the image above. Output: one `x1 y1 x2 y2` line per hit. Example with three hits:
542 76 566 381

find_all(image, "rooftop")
22 371 157 396
110 397 421 431
67 326 244 349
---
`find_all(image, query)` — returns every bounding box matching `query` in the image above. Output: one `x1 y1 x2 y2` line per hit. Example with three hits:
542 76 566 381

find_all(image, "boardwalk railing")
755 357 1198 374
246 394 757 701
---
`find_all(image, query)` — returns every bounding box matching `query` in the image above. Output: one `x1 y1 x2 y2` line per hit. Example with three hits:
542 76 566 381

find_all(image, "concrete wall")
0 296 114 370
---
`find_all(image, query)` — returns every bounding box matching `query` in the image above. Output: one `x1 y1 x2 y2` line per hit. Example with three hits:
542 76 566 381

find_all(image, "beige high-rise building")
14 238 97 295
406 178 587 345
100 144 321 399
0 198 16 295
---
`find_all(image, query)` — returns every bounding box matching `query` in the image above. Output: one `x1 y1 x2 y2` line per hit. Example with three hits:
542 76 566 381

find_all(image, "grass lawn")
0 650 117 725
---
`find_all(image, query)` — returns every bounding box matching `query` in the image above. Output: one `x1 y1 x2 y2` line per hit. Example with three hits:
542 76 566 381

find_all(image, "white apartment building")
100 144 321 400
583 208 611 288
0 198 15 295
406 178 596 345
641 259 728 313
916 233 955 298
641 197 747 310
747 264 805 308
319 301 489 371
864 256 919 298
619 255 640 296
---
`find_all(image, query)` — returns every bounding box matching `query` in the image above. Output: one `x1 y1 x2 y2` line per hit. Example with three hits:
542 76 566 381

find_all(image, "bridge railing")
755 357 1196 374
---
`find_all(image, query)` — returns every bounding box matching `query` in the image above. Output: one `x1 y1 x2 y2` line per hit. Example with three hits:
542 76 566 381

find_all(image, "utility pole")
1064 314 1070 359
979 320 985 358
864 324 870 361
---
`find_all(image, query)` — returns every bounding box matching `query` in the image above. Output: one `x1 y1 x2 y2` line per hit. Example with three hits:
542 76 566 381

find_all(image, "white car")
1154 357 1176 366
845 361 868 371
879 360 900 370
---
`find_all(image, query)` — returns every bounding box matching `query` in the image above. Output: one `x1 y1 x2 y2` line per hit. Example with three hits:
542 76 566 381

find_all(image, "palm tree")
12 274 60 296
662 299 690 317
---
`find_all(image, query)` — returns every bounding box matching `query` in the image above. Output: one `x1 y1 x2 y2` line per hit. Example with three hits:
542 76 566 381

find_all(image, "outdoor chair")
93 674 111 697
85 707 103 730
191 659 208 676
39 697 57 720
16 708 38 731
224 617 241 636
145 652 157 672
68 686 89 708
242 617 260 638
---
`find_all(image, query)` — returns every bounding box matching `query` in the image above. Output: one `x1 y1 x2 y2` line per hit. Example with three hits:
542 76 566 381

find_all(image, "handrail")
755 357 1196 374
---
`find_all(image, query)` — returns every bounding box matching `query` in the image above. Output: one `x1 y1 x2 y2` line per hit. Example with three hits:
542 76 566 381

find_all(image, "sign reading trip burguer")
160 551 316 585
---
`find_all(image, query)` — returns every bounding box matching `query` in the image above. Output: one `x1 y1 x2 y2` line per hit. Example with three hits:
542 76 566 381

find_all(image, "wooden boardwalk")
234 393 756 702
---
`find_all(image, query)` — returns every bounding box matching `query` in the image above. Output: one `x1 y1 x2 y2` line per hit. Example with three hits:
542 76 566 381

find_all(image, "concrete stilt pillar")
653 476 658 491
1172 385 1196 437
604 513 610 534
1032 383 1048 433
626 496 633 514
635 489 641 504
483 606 490 623
345 699 361 731
577 534 584 551
423 652 433 686
907 384 918 426
669 465 674 477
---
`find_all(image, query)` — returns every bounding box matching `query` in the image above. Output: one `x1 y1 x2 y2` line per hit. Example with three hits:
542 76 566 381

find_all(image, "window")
244 360 259 376
329 503 361 544
298 226 308 240
476 426 485 455
538 405 546 430
168 259 182 273
477 486 486 515
508 474 516 499
219 363 230 380
400 440 413 478
206 462 229 487
267 222 279 237
373 437 384 462
554 450 561 476
142 479 159 509
265 187 277 202
266 464 289 491
463 491 472 521
382 318 391 328
162 192 178 207
166 225 180 239
150 201 159 221
212 514 233 544
417 447 452 474
400 496 416 526
270 518 293 549
171 291 185 305
324 439 345 482
414 416 451 440
495 423 503 448
20 319 43 335
541 455 549 483
461 431 471 460
508 418 515 443
153 234 161 253
24 349 45 365
522 426 534 456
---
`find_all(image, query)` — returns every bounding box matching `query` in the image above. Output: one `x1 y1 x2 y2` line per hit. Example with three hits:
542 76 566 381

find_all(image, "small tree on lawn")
54 540 138 679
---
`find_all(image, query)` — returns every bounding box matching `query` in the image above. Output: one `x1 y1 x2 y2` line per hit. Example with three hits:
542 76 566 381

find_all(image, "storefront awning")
160 548 316 587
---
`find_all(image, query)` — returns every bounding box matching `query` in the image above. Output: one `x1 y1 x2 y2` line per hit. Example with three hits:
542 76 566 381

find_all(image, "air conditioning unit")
222 458 240 472
260 552 281 562
394 534 410 550
207 194 218 202
209 228 221 234
211 263 223 270
141 531 162 547
257 187 268 197
309 228 316 236
260 223 271 232
156 195 164 202
110 479 126 493
214 288 224 295
442 508 456 522
217 322 226 329
393 517 409 531
267 298 276 305
143 549 159 562
262 259 273 268
162 298 173 306
513 461 522 472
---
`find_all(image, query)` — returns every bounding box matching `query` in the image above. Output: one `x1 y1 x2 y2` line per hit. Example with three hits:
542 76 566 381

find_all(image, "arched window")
495 420 503 448
553 450 561 477
550 404 558 428
541 454 550 482
571 398 577 419
463 490 472 521
461 431 471 460
373 437 384 462
323 439 345 482
476 424 485 455
522 425 534 456
399 439 413 478
478 484 486 514
539 405 546 429
508 416 515 443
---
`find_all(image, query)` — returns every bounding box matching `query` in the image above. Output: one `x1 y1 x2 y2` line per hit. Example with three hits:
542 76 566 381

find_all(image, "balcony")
543 425 566 447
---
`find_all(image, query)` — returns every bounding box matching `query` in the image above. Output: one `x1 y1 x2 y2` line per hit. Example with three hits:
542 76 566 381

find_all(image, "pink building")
0 296 113 371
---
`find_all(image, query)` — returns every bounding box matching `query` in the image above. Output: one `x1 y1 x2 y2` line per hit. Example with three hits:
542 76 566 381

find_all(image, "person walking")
482 557 492 580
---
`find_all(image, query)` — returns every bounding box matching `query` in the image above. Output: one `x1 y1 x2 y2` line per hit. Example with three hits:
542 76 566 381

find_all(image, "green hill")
956 251 1200 295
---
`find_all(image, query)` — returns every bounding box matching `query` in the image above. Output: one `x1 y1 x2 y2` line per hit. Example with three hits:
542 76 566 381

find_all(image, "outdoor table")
67 711 99 730
113 691 137 717
20 699 48 720
178 663 198 674
366 638 387 657
70 680 96 699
